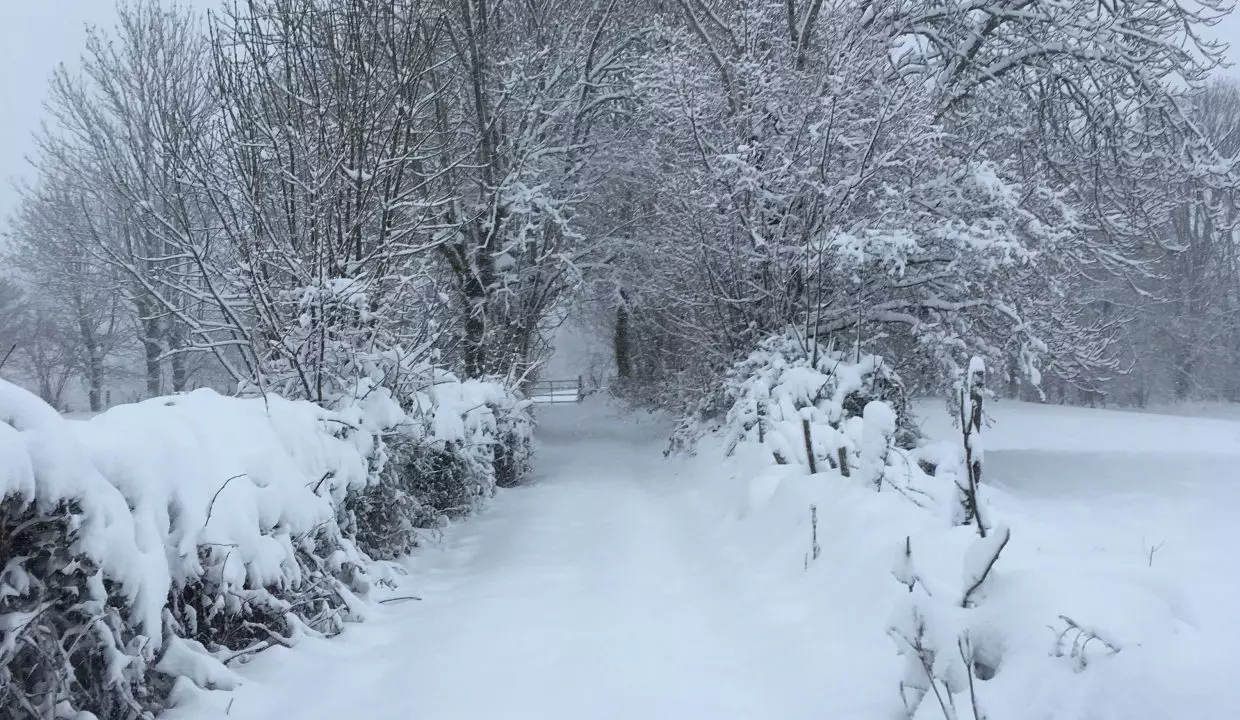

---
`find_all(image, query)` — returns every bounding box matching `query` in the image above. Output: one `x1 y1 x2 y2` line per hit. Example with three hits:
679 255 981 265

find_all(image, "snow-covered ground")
915 400 1240 717
916 399 1240 662
171 401 829 719
170 399 1240 720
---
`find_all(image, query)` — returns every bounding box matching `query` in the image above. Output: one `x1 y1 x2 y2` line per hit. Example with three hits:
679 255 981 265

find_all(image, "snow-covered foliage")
594 0 1237 410
673 332 916 460
340 365 534 559
0 380 367 717
678 339 1224 719
701 339 1013 718
1 382 164 717
0 367 530 718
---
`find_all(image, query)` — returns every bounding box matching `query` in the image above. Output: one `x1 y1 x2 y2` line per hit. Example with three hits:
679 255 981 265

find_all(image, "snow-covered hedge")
671 332 919 461
335 369 532 559
0 370 531 719
684 336 1208 719
700 338 1019 716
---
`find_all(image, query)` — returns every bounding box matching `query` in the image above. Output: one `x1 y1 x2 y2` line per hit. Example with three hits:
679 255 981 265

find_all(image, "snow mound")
679 338 1238 719
1 370 531 719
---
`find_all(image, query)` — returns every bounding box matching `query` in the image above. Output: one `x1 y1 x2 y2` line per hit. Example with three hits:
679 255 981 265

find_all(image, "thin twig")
204 474 248 528
918 651 957 720
958 636 982 719
221 641 273 666
311 471 334 495
378 595 423 604
0 343 16 371
961 526 1010 608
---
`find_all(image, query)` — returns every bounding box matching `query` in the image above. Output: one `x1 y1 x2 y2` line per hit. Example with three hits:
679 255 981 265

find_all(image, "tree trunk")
1173 347 1194 401
614 303 632 380
72 292 104 412
462 275 488 379
86 345 104 412
169 321 188 392
140 314 163 398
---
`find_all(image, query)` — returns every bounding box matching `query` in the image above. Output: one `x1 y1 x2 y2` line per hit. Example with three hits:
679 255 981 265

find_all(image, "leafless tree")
5 178 128 410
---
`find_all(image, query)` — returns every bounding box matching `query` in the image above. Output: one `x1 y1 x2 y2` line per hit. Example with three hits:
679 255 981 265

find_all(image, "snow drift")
678 332 1237 719
0 371 530 719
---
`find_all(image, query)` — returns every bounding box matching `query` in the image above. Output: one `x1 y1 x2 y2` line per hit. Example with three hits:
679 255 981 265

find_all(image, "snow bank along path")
917 398 1240 662
915 399 1240 719
175 400 834 720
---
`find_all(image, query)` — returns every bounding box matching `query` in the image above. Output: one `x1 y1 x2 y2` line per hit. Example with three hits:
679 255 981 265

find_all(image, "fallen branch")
378 595 423 604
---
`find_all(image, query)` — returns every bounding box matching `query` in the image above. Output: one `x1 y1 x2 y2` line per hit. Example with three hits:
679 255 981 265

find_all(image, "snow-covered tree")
4 179 130 411
603 0 1236 410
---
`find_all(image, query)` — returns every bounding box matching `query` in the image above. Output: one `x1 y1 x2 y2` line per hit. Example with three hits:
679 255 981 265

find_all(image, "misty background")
4 0 1240 411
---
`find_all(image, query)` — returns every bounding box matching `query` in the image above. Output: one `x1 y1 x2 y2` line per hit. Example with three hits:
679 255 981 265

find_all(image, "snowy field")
169 399 1240 720
916 398 1240 662
914 400 1240 718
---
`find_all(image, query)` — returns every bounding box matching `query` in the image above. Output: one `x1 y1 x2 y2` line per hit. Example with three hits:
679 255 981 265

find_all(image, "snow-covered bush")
1 382 165 718
672 332 918 466
321 349 533 558
1 381 384 718
682 340 1137 719
487 388 533 489
889 523 1013 719
331 364 533 561
0 367 531 718
0 495 161 719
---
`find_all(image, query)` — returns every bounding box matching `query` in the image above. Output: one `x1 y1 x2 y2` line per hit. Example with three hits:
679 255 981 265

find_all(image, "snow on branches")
674 330 936 513
0 363 531 718
598 0 1239 406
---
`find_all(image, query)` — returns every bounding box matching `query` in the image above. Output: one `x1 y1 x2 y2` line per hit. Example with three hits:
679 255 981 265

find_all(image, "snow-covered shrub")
0 381 386 718
488 388 533 489
889 524 1012 719
1 352 532 717
399 369 532 511
78 389 378 655
338 459 424 561
394 443 477 519
679 339 1039 719
673 332 918 468
1 382 167 718
880 359 1017 719
330 364 533 558
0 495 162 719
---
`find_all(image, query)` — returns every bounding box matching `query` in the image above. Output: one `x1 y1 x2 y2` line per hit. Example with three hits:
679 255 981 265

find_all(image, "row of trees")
591 0 1240 410
3 0 1240 411
3 0 632 409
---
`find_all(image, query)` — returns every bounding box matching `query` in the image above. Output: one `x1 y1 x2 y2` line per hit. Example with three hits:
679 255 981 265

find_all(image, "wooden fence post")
802 418 817 474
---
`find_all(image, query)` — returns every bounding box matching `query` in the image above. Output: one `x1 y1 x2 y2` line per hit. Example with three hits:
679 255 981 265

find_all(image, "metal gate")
529 377 583 404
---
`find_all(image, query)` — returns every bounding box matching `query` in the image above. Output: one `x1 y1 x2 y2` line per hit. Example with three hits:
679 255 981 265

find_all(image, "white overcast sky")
2 2 1240 228
0 0 218 229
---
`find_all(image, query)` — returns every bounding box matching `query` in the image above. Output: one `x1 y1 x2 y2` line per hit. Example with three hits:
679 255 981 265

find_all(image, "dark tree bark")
614 302 632 380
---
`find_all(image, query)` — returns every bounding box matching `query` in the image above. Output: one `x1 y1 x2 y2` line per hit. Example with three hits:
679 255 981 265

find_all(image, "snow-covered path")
175 402 830 720
173 399 1240 720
